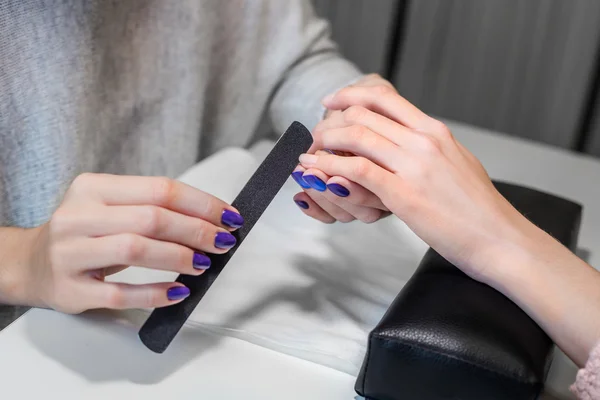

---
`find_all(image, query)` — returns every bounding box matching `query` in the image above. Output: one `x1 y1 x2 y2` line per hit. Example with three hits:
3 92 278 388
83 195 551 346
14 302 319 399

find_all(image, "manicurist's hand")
297 86 600 368
0 174 243 314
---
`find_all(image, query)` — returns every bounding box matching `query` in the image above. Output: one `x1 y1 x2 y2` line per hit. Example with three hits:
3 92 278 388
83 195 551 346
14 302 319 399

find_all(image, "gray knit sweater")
0 0 362 227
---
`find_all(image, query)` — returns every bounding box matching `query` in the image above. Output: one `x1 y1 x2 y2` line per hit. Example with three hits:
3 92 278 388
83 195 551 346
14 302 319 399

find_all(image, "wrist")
0 226 42 306
478 221 573 294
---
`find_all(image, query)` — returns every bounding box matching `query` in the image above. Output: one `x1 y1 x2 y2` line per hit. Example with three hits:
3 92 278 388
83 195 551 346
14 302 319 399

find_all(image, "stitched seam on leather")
372 334 536 385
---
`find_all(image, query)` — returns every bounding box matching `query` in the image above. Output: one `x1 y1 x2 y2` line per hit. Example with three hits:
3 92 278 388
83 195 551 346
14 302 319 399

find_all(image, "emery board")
139 121 313 353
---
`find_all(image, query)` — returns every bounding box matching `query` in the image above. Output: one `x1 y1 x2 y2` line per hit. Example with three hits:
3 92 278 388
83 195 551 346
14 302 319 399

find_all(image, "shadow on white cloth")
21 144 579 399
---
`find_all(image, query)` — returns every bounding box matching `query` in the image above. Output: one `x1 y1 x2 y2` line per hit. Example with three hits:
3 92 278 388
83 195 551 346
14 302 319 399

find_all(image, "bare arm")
298 84 600 367
491 229 600 367
0 227 37 305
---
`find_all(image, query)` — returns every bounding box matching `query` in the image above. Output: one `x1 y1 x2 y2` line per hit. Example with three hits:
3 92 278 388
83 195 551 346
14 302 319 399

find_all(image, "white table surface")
1 120 599 399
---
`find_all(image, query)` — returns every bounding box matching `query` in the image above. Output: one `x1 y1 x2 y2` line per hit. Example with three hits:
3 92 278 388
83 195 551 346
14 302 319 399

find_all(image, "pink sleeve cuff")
571 341 600 399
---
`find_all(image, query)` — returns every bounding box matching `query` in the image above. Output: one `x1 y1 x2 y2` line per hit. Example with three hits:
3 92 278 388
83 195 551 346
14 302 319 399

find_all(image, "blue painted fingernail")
291 171 311 189
221 209 244 229
215 231 237 249
303 175 327 192
192 252 211 270
295 200 309 209
327 183 350 197
167 286 190 301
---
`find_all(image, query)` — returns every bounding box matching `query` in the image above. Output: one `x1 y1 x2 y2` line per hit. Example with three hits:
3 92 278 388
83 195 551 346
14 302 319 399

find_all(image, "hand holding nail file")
139 121 313 353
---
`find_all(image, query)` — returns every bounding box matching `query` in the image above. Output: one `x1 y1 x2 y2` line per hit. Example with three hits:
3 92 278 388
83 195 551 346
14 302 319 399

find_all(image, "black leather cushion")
355 181 583 400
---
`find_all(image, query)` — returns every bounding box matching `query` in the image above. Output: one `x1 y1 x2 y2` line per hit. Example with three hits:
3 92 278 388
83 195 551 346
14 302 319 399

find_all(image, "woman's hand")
290 74 393 224
296 85 544 282
298 85 600 368
3 173 244 314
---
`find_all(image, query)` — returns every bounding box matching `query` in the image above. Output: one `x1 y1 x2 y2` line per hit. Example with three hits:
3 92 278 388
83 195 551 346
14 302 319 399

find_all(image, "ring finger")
68 235 209 276
71 205 237 254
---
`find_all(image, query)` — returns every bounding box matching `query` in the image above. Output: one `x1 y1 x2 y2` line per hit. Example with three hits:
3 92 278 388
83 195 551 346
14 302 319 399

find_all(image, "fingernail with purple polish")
215 231 237 249
292 171 310 189
303 175 327 192
291 171 311 189
167 286 190 301
192 252 211 270
295 200 309 209
327 183 350 197
221 209 244 229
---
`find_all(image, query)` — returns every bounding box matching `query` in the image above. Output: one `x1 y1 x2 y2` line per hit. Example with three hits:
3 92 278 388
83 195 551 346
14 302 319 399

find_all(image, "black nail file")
139 121 313 353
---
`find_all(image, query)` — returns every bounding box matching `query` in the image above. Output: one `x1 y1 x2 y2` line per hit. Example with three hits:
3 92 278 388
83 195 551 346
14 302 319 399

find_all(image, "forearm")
487 225 600 367
264 0 363 133
0 226 37 305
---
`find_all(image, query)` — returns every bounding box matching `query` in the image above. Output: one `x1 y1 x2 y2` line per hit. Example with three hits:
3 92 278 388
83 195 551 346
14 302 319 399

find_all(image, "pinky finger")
89 281 191 310
292 192 336 224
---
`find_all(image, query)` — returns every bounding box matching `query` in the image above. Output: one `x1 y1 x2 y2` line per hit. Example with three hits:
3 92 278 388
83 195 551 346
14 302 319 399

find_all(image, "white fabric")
3 121 600 398
0 308 356 399
111 142 428 375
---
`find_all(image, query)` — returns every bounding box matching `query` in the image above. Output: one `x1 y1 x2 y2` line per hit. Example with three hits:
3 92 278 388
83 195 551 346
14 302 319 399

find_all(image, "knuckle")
193 224 209 247
430 119 453 140
416 134 441 156
337 214 355 224
71 172 95 189
119 234 144 264
352 157 372 179
144 290 163 308
349 125 369 143
335 86 354 100
362 129 380 149
105 286 126 309
334 86 360 104
140 206 163 236
177 247 192 270
69 172 96 197
343 105 369 124
151 177 177 207
373 84 395 97
359 210 382 224
312 122 325 138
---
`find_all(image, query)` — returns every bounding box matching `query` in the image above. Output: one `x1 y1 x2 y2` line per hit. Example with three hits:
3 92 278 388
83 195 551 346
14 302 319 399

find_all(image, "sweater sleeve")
264 0 365 133
571 341 600 399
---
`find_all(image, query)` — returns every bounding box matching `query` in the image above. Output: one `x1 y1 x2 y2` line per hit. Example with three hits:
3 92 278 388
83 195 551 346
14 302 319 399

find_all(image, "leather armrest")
355 181 583 400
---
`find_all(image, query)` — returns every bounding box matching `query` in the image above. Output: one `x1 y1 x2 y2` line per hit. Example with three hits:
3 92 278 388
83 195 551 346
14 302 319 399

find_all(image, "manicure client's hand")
296 84 544 282
291 74 394 224
296 84 600 369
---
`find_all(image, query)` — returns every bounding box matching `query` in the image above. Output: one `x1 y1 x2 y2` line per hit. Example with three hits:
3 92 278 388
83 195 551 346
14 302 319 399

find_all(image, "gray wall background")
312 0 600 158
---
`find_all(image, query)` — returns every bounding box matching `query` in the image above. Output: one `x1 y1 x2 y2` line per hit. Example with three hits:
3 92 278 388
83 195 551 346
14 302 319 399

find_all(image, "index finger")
298 154 400 204
322 85 434 131
69 174 244 230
